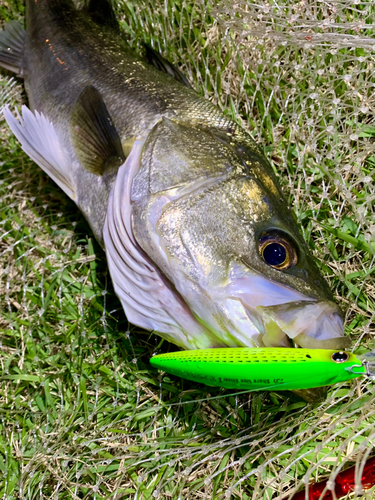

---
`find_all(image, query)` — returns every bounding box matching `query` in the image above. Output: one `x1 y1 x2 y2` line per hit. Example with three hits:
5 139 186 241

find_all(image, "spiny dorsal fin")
85 0 119 33
0 21 26 76
144 44 192 88
71 86 125 176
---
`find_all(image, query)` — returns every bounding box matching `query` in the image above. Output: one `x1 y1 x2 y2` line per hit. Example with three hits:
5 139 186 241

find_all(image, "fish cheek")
155 176 271 286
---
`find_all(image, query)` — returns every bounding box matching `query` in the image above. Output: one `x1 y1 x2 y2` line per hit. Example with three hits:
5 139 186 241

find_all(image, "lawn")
1 0 375 498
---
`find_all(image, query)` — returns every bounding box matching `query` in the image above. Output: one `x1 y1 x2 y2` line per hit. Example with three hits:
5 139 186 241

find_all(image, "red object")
291 456 375 500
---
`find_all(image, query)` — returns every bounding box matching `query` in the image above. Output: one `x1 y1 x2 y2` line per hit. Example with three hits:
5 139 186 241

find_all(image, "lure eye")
332 351 349 363
259 232 298 270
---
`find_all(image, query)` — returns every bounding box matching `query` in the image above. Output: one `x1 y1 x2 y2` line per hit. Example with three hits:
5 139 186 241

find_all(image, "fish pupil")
263 242 286 266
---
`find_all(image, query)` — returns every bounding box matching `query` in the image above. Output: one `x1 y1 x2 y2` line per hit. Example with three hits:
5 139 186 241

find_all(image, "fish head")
129 118 348 350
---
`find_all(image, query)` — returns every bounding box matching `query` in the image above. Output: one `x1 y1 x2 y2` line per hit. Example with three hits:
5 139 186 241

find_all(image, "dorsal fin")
144 44 192 88
0 21 26 76
71 85 125 176
85 0 119 33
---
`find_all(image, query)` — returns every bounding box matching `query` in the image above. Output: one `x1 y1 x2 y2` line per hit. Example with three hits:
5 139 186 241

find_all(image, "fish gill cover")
0 0 374 499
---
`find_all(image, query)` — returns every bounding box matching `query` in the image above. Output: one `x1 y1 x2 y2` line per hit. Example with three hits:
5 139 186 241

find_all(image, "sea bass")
0 0 349 353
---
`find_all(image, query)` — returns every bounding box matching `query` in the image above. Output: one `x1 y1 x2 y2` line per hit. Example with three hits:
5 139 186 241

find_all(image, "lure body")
150 348 365 391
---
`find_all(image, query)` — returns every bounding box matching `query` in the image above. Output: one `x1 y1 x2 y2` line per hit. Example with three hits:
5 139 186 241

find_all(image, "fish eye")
259 231 298 270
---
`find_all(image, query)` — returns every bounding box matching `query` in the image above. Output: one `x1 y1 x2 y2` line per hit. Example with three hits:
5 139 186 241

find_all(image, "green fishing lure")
150 348 370 391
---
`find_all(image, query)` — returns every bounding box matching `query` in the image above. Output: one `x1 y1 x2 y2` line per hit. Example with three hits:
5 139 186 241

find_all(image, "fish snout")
258 300 350 350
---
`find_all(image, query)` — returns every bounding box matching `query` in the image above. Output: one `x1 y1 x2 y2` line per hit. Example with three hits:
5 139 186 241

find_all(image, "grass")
1 0 375 499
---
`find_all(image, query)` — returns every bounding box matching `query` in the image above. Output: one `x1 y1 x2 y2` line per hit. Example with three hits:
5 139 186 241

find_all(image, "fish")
0 0 350 357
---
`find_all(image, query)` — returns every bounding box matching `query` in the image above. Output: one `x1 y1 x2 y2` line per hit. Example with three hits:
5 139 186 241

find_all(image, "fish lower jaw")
293 332 351 350
260 320 350 350
258 300 350 351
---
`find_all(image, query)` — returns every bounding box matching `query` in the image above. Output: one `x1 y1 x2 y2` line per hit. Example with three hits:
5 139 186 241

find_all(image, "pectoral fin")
71 85 125 176
144 44 192 88
0 21 25 76
3 106 75 199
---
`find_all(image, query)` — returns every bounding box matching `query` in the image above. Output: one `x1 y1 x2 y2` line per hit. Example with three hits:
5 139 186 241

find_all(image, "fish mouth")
182 261 349 351
256 300 349 350
202 295 349 351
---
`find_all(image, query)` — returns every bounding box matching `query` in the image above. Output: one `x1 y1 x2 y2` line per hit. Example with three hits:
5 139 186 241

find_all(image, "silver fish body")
0 0 349 355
